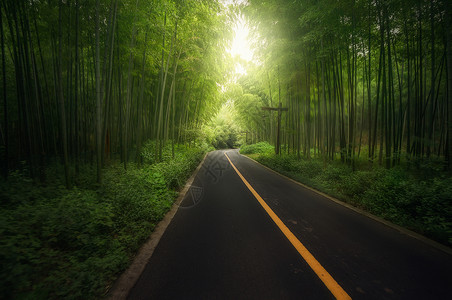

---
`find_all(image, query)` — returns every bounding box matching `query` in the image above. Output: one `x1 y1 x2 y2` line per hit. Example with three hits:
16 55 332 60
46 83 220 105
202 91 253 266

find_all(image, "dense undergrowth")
0 142 207 299
240 142 452 247
239 142 274 155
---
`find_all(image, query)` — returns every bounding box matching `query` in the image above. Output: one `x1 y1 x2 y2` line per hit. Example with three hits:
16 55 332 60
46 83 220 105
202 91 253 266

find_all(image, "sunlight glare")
228 17 253 75
230 19 253 61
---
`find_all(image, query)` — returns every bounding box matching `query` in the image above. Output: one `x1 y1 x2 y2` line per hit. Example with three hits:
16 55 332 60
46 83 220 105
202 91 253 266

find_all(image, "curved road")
127 150 452 299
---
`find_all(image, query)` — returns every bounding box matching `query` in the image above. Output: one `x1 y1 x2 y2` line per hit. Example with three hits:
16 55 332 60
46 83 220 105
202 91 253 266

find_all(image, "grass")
245 153 261 160
240 142 274 155
0 142 207 299
240 143 452 247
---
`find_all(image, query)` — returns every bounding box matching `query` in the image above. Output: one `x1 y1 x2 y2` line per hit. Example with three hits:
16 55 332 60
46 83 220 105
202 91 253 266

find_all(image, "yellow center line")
224 152 351 300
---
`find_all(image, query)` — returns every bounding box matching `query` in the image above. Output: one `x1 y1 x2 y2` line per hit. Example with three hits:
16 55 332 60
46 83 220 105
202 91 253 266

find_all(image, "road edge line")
107 152 210 300
239 152 452 256
225 153 351 300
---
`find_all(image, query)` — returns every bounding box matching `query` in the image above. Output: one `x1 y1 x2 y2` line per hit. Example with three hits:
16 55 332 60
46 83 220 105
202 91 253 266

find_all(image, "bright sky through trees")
229 16 253 74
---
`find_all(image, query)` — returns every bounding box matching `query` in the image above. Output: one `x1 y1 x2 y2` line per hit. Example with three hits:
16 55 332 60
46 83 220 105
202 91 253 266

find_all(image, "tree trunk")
0 3 7 178
444 0 452 169
95 0 102 183
57 0 70 188
156 20 176 160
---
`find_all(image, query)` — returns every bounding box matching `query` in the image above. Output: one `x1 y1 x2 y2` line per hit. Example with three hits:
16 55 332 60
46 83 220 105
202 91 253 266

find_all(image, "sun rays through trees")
232 0 452 170
1 0 452 298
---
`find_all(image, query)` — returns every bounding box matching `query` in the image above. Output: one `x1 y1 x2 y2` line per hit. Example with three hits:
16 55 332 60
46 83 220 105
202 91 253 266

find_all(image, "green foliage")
1 0 230 182
360 169 452 244
239 0 452 168
239 142 274 155
141 140 173 164
234 93 265 132
0 187 126 299
211 126 240 149
101 163 174 253
0 144 207 299
206 103 241 149
151 149 206 189
251 153 452 247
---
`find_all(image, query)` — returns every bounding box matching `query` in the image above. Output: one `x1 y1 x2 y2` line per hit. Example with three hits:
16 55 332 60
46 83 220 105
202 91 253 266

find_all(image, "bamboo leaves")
239 0 451 168
1 0 229 184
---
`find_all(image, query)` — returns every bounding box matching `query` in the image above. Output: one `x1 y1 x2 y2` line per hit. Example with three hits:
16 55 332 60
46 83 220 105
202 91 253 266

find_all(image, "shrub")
101 163 175 251
240 142 274 155
0 142 207 299
141 140 174 164
0 188 127 299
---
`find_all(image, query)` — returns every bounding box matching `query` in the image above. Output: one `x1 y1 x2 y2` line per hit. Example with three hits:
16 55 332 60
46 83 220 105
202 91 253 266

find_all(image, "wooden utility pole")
262 103 288 155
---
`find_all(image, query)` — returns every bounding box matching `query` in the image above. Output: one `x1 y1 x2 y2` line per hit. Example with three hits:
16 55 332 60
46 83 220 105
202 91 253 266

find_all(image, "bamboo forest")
1 0 451 298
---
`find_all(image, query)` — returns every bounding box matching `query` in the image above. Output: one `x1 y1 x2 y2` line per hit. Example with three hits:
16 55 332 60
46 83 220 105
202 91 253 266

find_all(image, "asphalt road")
127 149 452 300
